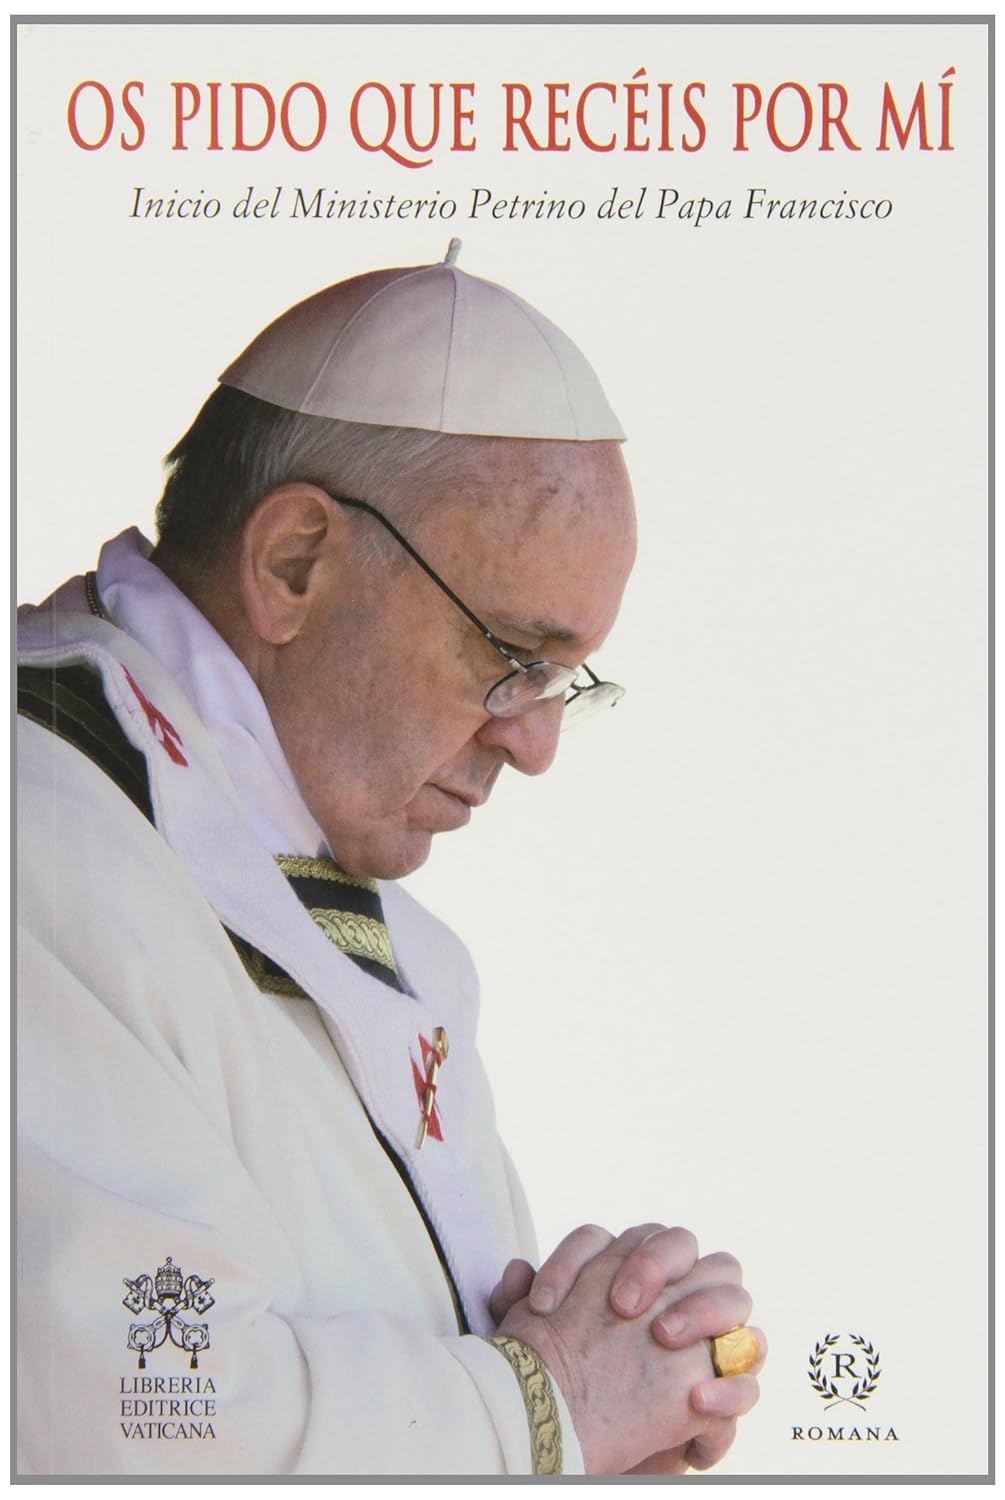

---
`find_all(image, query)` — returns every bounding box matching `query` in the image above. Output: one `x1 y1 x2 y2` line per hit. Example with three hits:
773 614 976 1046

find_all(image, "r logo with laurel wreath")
808 1333 882 1411
122 1256 215 1370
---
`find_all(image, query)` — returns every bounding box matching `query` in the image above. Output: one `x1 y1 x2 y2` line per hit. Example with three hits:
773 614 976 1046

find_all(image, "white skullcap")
219 240 624 442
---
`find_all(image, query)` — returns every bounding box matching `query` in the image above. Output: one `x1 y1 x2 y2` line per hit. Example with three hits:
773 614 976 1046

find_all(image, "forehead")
412 438 637 650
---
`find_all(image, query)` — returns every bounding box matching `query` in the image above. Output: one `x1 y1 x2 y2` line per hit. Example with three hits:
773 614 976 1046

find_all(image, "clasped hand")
489 1223 766 1475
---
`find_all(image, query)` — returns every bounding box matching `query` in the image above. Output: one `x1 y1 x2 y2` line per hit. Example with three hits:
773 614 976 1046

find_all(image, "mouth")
433 784 487 810
418 782 489 831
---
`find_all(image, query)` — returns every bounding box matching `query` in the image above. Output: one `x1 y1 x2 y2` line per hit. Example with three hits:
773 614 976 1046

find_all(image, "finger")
488 1258 535 1325
528 1224 613 1314
690 1373 762 1421
624 1444 692 1476
609 1226 700 1317
685 1418 738 1472
655 1250 744 1313
608 1221 671 1254
652 1283 753 1349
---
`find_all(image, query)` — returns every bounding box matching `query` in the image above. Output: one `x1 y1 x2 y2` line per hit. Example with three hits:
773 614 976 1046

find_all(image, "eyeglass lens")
561 680 625 729
485 666 624 728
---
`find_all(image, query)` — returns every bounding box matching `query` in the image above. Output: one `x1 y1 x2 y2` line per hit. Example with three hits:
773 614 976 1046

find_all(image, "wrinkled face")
259 440 637 878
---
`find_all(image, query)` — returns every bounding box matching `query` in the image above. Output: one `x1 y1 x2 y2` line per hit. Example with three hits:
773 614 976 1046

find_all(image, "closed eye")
496 639 540 664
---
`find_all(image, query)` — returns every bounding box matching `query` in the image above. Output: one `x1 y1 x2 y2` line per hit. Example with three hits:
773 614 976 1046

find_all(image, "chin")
329 828 435 882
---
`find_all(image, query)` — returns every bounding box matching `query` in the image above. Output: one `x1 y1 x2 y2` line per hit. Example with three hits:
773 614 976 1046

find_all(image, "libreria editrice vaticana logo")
122 1257 215 1369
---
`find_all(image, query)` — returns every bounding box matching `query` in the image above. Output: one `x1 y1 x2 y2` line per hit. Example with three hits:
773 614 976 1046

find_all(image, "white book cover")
15 13 991 1481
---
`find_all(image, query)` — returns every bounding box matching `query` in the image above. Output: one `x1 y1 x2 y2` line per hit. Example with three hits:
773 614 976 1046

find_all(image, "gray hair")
154 384 487 568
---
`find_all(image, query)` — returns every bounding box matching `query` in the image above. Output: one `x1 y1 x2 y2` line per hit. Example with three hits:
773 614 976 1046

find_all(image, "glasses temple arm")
333 494 525 671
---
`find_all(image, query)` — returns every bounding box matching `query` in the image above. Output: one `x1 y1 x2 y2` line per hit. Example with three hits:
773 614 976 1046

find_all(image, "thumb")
488 1258 536 1325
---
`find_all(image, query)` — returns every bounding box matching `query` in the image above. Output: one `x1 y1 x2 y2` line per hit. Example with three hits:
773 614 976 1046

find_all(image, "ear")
238 484 349 646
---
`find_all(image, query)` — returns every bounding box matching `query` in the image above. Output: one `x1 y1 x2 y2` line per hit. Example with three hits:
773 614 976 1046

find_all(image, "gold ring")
709 1326 760 1378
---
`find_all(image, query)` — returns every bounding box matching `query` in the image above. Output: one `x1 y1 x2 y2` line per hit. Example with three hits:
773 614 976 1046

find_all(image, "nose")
475 696 565 776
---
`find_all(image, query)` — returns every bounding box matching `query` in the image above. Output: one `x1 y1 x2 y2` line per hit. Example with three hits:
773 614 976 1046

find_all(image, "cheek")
265 605 487 819
281 672 478 824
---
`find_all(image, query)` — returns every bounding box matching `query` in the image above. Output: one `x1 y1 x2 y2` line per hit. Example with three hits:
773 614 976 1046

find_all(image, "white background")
16 19 989 1477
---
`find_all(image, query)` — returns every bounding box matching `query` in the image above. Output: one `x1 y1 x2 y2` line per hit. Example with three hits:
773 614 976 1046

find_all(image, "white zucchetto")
219 240 624 442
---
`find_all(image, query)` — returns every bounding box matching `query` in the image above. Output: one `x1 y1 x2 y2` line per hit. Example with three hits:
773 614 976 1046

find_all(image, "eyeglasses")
332 494 624 729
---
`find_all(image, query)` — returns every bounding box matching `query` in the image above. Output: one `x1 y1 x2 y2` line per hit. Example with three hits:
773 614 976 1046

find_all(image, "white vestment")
17 556 583 1476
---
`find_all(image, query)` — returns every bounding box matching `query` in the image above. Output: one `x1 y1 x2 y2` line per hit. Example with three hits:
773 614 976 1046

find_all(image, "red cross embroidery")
411 1033 444 1142
122 668 188 766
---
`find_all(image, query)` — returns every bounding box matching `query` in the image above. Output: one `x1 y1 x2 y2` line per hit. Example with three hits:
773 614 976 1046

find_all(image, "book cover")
15 15 990 1479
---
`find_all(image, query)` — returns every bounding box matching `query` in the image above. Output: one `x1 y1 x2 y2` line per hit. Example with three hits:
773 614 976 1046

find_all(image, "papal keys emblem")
122 1256 215 1369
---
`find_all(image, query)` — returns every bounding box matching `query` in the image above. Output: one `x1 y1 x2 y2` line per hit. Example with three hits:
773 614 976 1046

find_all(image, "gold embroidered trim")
231 938 308 1000
275 854 378 892
309 908 398 974
485 1334 563 1476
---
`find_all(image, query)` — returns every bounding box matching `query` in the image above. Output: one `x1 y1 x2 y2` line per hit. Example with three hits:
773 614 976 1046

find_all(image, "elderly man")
17 245 763 1476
